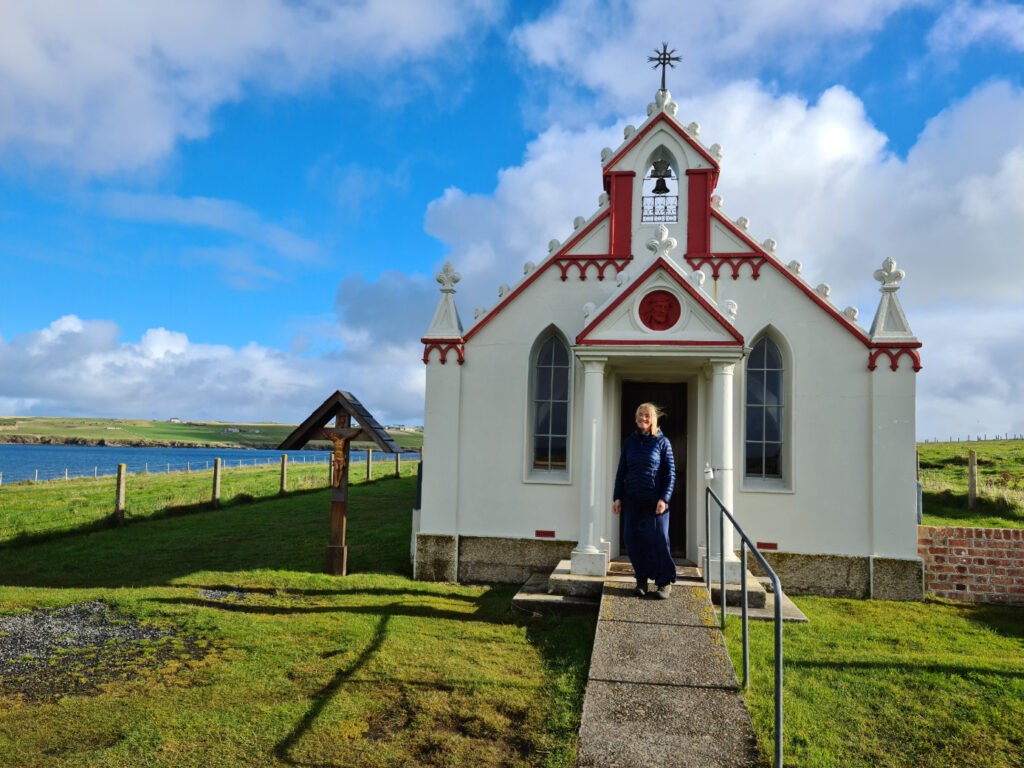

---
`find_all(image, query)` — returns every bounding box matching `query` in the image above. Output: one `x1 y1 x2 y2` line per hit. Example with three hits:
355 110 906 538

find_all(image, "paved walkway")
577 573 763 767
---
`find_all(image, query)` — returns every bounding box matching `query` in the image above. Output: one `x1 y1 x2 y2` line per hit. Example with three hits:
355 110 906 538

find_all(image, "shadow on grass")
787 658 1024 679
922 489 1024 526
0 476 418 588
275 613 392 766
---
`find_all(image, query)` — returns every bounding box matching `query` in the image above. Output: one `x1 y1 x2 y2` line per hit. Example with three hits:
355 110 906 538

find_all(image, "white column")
709 360 742 581
571 357 610 576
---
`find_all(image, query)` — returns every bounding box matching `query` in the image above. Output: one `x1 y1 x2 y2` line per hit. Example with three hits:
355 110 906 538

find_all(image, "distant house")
225 427 240 434
414 82 922 600
168 417 183 424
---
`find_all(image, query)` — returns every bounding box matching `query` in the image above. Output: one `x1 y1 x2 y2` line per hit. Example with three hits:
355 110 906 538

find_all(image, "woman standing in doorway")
612 403 677 598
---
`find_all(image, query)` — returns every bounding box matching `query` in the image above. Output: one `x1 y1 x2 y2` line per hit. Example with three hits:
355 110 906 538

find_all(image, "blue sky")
1 0 1022 439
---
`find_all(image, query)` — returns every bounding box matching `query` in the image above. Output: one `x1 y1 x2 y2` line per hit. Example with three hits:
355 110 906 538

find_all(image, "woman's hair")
636 402 665 435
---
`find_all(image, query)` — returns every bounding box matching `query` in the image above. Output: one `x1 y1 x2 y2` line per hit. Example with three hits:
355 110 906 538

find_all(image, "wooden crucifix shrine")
278 390 399 575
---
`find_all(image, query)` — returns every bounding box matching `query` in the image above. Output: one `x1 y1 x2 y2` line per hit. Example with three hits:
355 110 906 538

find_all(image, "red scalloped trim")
422 341 465 365
686 253 767 280
554 256 631 281
868 347 922 372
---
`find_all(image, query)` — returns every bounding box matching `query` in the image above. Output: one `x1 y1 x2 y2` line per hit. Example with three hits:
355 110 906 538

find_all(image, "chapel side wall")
415 350 463 581
871 363 919 560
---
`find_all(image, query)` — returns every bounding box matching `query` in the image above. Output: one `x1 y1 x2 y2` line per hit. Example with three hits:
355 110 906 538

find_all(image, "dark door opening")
619 381 687 557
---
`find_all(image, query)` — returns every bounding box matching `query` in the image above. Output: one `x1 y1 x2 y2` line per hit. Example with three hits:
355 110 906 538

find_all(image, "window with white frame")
532 334 570 470
745 336 784 479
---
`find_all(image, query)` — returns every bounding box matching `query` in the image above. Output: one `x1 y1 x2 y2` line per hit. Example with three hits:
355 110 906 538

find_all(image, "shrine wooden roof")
277 390 400 453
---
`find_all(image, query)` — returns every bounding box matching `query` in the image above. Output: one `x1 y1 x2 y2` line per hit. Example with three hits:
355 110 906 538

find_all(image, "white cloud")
928 0 1024 54
512 0 926 118
0 315 424 426
0 0 502 175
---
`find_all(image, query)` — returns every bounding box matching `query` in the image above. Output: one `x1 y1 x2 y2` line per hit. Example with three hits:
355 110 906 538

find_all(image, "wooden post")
395 451 401 478
212 457 222 509
968 450 978 509
114 464 126 525
325 416 354 576
366 448 373 482
280 453 288 495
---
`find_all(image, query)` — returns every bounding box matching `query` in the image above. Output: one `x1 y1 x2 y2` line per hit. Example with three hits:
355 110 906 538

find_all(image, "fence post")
212 457 222 509
280 453 288 495
968 450 978 509
395 451 401 478
366 448 373 482
114 464 126 525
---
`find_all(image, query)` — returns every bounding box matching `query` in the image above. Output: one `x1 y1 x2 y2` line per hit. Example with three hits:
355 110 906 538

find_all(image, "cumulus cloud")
0 315 423 426
422 74 1024 439
0 0 502 175
512 0 925 119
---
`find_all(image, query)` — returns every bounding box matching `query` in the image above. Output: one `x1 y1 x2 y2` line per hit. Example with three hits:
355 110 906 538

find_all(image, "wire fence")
0 450 420 486
0 450 421 544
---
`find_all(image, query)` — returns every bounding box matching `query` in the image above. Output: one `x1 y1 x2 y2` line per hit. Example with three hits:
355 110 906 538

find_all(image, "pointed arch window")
532 334 571 471
745 336 784 479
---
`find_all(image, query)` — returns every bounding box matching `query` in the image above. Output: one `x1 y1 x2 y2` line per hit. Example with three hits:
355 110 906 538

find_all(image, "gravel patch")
0 600 211 701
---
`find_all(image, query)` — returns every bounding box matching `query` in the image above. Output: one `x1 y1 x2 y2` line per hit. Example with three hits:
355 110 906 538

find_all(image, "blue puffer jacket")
613 430 675 504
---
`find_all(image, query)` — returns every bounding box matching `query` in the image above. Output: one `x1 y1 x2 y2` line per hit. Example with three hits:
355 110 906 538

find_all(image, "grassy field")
0 456 410 545
727 597 1024 768
918 440 1024 528
0 416 423 451
0 473 594 768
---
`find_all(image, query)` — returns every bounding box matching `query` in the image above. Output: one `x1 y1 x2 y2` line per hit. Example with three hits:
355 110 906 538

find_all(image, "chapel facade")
414 82 923 599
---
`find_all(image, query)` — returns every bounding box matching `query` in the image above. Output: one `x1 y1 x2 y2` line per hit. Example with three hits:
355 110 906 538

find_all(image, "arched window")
641 146 679 223
745 336 784 479
532 334 571 470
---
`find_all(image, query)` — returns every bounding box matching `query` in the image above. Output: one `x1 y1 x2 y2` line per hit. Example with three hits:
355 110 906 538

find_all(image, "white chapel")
413 74 923 600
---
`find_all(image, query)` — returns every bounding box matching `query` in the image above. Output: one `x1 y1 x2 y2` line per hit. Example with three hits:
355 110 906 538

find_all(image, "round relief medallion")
638 290 681 331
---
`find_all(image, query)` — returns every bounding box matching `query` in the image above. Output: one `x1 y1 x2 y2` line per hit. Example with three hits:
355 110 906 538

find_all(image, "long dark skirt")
622 497 676 587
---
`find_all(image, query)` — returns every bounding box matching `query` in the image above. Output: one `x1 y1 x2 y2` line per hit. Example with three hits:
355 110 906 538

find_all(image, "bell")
652 176 670 195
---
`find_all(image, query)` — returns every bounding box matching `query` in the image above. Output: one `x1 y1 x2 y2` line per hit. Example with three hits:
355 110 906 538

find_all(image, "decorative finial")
648 42 681 91
436 262 460 293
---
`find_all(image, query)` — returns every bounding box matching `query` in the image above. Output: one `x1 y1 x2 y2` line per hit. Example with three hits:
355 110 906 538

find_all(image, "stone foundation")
414 534 574 584
413 534 457 582
748 552 923 601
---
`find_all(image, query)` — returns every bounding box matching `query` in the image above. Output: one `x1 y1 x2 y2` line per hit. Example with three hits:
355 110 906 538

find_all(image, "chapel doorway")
619 381 687 557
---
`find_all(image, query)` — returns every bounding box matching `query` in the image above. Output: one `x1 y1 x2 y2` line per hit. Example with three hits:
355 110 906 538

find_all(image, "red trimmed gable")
576 256 743 347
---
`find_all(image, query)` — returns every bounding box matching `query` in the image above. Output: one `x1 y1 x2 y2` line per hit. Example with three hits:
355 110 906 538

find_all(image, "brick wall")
918 526 1024 605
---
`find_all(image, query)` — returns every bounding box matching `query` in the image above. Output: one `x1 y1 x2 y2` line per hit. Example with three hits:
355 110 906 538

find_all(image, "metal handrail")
705 486 784 768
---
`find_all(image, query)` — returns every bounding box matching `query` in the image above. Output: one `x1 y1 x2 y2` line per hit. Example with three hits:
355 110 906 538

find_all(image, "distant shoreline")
0 435 267 449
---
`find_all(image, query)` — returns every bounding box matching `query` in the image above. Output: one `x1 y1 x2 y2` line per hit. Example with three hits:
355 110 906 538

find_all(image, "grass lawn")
727 597 1024 768
918 440 1024 528
0 475 595 768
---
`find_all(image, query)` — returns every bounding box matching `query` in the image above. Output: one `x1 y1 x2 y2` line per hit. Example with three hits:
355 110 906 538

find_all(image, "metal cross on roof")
648 42 681 91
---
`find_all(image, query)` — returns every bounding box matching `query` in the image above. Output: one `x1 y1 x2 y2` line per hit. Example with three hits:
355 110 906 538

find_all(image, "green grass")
0 416 424 451
0 475 595 768
726 597 1024 768
0 457 421 545
918 440 1024 528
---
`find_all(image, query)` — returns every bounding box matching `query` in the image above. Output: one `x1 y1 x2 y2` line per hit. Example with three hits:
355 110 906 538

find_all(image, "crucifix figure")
648 42 682 91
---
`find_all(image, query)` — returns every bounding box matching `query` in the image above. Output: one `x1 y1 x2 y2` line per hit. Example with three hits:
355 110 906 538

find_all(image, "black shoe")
634 579 647 597
653 583 672 599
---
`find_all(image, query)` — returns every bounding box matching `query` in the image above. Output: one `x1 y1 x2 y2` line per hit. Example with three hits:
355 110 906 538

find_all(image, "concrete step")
709 575 768 609
510 572 599 615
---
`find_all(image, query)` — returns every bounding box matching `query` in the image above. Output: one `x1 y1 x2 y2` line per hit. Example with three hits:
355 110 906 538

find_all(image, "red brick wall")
918 526 1024 605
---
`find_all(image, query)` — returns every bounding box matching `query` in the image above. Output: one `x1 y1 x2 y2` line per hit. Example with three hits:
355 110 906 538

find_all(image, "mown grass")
918 440 1024 528
0 457 415 545
726 597 1024 768
0 475 595 767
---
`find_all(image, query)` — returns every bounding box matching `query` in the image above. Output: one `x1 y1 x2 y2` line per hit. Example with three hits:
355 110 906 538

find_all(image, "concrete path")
577 574 763 767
